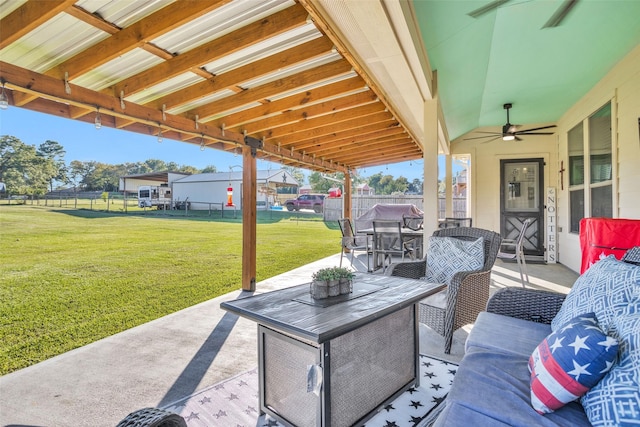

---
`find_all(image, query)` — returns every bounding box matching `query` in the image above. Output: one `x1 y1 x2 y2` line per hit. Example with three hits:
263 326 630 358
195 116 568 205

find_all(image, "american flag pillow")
529 313 618 414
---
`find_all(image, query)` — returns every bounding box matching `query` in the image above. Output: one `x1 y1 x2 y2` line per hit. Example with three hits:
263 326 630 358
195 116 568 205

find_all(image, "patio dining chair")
338 218 371 271
497 218 533 287
373 220 418 272
403 214 424 231
386 227 502 354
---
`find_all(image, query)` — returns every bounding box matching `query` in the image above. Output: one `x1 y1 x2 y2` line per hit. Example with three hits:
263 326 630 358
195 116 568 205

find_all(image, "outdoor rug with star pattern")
163 354 457 427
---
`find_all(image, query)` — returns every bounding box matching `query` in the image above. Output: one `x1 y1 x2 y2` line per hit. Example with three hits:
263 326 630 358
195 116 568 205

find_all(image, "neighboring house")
355 183 373 196
298 185 312 195
453 170 467 198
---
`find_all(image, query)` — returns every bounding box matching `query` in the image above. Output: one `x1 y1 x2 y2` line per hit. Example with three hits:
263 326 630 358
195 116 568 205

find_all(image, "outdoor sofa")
433 247 640 427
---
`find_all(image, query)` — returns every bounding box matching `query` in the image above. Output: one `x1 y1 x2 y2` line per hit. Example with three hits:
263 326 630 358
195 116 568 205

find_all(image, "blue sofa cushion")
434 350 590 426
425 236 484 284
529 313 618 414
551 256 640 333
466 311 551 358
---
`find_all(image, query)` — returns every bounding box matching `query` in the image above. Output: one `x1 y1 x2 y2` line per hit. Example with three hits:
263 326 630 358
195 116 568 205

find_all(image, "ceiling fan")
468 0 579 28
464 103 557 143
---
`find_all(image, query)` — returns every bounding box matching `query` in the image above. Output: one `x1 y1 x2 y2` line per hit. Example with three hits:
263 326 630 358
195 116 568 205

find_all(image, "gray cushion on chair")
420 288 447 308
424 236 484 284
465 311 551 358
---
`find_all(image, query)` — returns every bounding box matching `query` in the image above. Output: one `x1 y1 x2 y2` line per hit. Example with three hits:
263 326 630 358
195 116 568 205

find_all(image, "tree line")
0 135 423 196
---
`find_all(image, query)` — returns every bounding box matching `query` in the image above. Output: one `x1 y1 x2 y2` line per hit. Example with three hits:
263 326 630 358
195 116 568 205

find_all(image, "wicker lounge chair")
386 227 502 354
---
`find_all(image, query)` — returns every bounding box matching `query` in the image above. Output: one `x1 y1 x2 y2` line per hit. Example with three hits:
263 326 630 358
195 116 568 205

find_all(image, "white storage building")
172 169 299 210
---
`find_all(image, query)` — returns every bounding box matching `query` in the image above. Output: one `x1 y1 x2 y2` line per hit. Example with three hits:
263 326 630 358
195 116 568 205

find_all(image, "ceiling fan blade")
468 0 511 18
514 125 557 133
464 134 501 141
480 136 502 144
515 136 523 141
542 0 579 28
516 132 556 136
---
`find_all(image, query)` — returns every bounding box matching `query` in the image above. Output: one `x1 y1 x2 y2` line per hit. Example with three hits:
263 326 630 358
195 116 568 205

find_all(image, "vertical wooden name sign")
546 187 557 264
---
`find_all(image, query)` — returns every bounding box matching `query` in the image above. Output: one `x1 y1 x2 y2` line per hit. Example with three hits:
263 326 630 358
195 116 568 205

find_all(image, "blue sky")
0 107 449 183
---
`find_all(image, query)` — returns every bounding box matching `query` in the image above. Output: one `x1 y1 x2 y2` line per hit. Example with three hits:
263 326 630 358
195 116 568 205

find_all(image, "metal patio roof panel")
1 12 106 73
202 24 322 75
124 73 205 106
76 0 176 29
0 0 423 173
72 48 164 91
151 0 295 55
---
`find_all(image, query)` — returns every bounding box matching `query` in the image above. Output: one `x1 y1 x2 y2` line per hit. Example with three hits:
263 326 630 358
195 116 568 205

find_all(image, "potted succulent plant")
310 267 333 299
310 267 355 299
333 267 355 295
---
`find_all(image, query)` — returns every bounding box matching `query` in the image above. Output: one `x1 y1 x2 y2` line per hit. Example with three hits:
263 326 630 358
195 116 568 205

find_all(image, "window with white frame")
568 102 613 233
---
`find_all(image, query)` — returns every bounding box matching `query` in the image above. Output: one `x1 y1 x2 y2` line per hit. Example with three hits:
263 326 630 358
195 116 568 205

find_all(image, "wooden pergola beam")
145 37 335 111
207 76 367 129
108 3 310 98
270 111 396 146
189 60 354 121
0 0 76 50
47 1 228 80
231 91 379 135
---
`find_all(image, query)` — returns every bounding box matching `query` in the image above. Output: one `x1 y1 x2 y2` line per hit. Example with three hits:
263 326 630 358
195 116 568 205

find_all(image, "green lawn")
0 204 341 374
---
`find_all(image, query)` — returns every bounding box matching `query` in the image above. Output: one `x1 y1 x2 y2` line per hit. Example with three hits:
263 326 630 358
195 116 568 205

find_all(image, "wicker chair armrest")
486 287 567 324
386 259 426 279
444 270 490 307
449 269 486 289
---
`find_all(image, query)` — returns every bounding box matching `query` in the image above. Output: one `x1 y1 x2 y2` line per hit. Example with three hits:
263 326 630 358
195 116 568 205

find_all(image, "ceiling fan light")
503 134 515 141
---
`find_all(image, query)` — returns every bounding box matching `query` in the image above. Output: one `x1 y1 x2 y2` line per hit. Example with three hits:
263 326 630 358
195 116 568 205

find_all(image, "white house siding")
557 44 640 272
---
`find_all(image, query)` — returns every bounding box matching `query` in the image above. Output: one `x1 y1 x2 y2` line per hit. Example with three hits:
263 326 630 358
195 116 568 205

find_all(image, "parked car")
284 194 325 213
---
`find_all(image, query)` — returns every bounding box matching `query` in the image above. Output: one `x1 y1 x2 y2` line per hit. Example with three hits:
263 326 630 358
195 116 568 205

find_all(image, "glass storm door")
500 158 545 258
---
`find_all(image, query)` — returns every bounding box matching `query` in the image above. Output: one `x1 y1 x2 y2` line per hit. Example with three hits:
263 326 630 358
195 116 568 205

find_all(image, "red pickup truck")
284 194 325 213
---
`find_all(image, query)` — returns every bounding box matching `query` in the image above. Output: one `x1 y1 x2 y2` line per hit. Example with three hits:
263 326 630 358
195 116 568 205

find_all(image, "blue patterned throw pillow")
551 256 640 333
424 236 484 285
529 313 618 414
581 300 640 427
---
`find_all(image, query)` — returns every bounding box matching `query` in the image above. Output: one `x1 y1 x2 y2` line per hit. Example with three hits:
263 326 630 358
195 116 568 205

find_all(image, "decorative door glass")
504 161 540 212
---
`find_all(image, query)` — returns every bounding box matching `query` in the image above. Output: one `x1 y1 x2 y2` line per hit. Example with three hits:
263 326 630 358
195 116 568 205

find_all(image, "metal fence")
1 193 137 212
3 193 467 222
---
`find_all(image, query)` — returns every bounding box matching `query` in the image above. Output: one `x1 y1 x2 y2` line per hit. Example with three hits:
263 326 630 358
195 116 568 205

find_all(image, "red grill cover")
579 218 640 273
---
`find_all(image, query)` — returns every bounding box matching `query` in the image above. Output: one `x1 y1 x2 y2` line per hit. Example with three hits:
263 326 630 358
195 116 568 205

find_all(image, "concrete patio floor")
0 253 578 427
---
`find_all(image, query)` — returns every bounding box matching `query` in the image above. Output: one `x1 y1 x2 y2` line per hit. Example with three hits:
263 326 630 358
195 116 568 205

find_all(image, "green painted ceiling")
412 0 640 140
